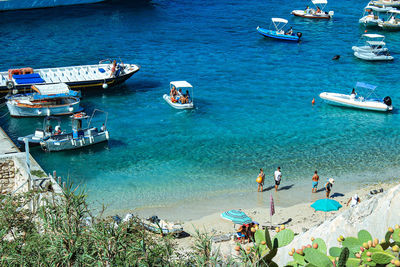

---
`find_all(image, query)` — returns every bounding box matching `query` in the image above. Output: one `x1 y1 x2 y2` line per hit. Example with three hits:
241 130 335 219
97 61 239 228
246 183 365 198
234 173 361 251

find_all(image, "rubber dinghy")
256 18 302 42
163 81 194 109
319 82 393 112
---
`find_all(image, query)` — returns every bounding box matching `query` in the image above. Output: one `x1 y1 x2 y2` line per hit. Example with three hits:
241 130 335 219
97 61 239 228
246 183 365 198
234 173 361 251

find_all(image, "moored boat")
6 83 82 117
319 82 393 112
352 34 393 61
40 110 109 152
369 0 400 8
17 116 62 147
256 18 302 42
163 81 194 109
378 10 400 30
359 5 394 27
0 59 140 95
291 0 334 19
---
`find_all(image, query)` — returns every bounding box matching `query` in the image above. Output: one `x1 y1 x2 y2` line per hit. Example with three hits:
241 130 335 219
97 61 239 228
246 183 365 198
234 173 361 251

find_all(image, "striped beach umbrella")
221 209 252 225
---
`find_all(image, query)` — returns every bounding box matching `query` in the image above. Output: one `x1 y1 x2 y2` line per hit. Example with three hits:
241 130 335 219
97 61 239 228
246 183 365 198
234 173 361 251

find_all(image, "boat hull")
163 94 194 109
40 130 109 152
319 92 392 112
378 22 400 31
354 51 394 61
0 0 104 11
256 27 300 42
359 17 381 27
6 98 82 117
352 46 388 53
291 10 332 19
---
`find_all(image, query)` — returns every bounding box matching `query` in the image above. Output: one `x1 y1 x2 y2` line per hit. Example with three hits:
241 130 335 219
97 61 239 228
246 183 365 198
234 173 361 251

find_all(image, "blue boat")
6 83 82 117
257 18 302 42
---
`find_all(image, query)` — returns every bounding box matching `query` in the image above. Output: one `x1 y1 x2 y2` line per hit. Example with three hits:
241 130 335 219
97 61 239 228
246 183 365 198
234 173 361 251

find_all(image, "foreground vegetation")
0 183 399 266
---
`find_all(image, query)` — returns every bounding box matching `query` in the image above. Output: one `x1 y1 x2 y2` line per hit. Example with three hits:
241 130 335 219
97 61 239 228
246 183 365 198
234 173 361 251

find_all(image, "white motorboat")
359 5 394 27
0 59 140 95
292 0 334 19
378 10 400 30
319 82 393 112
353 34 393 61
352 34 388 53
369 0 400 8
163 81 194 109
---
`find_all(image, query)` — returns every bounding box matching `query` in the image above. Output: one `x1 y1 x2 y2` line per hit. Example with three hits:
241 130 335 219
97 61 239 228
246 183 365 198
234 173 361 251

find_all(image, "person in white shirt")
347 194 360 207
274 167 282 192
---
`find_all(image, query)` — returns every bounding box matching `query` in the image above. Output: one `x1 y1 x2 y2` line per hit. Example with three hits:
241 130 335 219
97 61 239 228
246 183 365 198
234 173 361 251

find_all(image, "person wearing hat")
325 178 334 198
347 194 360 207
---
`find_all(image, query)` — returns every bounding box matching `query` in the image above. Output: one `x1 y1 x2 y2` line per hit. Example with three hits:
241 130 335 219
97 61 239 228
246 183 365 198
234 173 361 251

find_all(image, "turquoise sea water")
1 0 400 218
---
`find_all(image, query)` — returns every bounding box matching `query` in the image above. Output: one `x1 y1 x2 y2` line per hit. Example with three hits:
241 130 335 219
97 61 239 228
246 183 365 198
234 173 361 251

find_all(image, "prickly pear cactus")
371 251 396 264
312 238 327 254
338 247 349 267
329 247 342 257
341 237 362 256
272 229 294 248
303 247 333 267
358 230 373 243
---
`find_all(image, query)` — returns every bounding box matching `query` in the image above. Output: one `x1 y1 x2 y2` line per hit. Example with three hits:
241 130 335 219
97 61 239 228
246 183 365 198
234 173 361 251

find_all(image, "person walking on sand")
274 167 282 192
257 168 265 192
325 178 334 198
312 170 319 193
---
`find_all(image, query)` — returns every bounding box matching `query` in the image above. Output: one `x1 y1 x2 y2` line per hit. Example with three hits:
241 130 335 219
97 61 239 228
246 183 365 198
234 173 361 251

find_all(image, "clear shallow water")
1 0 400 218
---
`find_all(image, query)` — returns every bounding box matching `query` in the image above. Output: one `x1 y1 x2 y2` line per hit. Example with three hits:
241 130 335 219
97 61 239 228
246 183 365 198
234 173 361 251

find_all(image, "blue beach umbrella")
311 199 342 220
221 209 252 225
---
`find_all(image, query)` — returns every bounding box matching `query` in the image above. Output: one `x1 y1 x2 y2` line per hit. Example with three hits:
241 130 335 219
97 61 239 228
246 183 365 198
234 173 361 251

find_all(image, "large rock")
276 184 400 266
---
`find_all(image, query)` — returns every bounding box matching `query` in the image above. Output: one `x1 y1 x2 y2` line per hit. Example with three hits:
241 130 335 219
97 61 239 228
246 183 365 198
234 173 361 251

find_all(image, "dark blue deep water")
1 0 400 217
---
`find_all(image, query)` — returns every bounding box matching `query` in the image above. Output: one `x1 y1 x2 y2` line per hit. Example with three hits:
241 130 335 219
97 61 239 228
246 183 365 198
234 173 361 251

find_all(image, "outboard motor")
297 32 302 38
383 96 392 106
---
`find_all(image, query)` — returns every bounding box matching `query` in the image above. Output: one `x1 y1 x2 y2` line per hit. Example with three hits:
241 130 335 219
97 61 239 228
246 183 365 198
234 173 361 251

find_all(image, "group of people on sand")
257 168 361 205
256 167 282 192
236 222 259 243
170 86 191 104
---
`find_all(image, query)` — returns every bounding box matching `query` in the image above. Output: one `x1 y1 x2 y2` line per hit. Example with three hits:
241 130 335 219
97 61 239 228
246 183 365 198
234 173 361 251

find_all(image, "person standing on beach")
257 168 265 192
312 170 319 193
274 167 282 192
325 178 334 198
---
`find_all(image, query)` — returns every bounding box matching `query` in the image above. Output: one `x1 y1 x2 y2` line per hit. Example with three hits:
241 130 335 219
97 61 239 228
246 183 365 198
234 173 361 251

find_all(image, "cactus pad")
272 229 294 248
329 247 342 257
312 238 327 254
293 252 307 266
358 230 373 243
371 251 396 264
303 247 333 267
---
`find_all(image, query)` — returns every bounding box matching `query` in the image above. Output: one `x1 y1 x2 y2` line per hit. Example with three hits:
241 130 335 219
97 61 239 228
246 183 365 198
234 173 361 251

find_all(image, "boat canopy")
356 82 377 91
271 18 288 24
32 83 70 95
363 33 385 38
366 41 386 46
170 81 193 88
312 0 327 4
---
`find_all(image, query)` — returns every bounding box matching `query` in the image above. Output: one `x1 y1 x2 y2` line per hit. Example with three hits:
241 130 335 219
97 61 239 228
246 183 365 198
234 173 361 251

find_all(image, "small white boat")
353 34 393 61
319 82 393 112
369 0 400 8
359 5 394 27
352 34 388 53
378 10 400 30
163 81 194 109
292 0 334 19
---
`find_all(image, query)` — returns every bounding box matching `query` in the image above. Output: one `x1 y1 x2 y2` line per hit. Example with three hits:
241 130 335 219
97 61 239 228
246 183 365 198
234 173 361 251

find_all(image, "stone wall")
0 159 15 194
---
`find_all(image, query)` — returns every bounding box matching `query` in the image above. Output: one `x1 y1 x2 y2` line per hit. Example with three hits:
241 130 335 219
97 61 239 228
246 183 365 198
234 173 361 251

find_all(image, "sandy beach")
171 180 399 258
